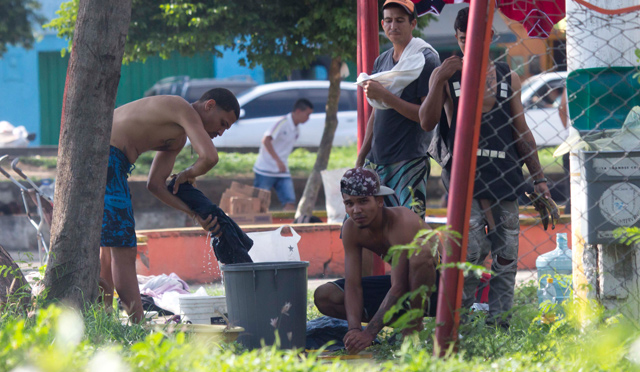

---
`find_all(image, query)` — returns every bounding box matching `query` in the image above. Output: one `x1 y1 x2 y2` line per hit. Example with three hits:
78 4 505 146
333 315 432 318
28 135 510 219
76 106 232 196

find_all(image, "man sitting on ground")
101 88 239 323
313 167 438 354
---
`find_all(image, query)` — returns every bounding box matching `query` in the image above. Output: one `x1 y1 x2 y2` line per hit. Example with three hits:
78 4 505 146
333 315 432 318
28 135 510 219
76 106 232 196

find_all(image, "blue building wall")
0 36 67 145
0 0 265 145
214 47 265 84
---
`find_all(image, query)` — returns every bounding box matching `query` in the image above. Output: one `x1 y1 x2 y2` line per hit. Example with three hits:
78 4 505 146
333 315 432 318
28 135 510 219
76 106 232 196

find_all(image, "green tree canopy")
0 0 45 56
47 0 431 74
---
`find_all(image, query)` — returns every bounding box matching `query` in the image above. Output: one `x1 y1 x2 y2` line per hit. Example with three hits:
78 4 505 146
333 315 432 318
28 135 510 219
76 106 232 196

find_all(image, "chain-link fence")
429 0 640 335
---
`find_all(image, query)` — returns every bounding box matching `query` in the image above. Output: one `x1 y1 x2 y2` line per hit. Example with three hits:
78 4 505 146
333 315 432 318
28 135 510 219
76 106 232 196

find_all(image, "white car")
520 71 569 147
213 81 358 148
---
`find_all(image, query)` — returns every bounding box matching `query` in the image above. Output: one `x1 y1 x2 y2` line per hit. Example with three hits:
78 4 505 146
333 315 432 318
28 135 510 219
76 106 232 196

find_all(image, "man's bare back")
111 96 198 163
111 95 235 164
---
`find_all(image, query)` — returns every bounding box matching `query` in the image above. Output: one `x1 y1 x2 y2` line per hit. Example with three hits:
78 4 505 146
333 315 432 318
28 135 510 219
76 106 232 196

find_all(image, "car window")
340 89 358 111
242 90 300 119
184 83 257 103
184 86 213 103
529 79 565 109
300 89 328 114
299 88 358 113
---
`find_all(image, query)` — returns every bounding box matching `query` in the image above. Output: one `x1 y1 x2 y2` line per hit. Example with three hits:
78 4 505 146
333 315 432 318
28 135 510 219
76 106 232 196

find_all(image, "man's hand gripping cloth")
167 179 253 264
355 37 439 110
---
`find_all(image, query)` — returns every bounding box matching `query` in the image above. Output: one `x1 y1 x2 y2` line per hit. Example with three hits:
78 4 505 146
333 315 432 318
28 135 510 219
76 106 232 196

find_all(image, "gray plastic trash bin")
579 150 640 244
221 261 309 349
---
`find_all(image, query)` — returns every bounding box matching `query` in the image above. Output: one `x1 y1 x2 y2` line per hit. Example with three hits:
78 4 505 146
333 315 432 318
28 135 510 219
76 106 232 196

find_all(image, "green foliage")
14 145 570 181
385 225 460 268
47 0 356 75
2 298 640 371
614 226 640 246
129 145 357 178
46 0 434 76
382 284 434 329
0 0 45 56
16 156 58 169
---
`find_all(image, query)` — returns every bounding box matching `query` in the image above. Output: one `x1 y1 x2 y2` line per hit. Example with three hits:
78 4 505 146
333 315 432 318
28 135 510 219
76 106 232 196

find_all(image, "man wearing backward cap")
313 167 439 354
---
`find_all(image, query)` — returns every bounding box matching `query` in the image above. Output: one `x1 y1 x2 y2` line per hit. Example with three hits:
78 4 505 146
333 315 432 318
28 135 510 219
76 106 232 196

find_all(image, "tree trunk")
0 245 32 310
295 56 342 219
43 0 131 310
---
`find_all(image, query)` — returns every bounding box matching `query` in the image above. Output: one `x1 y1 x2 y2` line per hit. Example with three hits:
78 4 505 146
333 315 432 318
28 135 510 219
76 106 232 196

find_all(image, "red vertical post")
434 0 495 355
357 0 385 276
357 0 379 151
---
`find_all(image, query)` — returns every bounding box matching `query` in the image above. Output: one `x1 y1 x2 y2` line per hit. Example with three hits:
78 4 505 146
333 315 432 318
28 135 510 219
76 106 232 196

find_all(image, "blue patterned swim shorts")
101 146 136 248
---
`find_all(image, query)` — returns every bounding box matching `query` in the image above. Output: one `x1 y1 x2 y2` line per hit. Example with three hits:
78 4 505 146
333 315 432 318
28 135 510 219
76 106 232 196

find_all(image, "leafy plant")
614 226 640 246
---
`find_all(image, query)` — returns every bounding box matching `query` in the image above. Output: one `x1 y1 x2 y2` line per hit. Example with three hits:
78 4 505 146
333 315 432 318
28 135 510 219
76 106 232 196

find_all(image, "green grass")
1 280 639 371
11 145 565 181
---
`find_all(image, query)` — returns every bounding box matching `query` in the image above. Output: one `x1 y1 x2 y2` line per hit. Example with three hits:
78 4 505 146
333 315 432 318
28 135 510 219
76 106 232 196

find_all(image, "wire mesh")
431 1 640 327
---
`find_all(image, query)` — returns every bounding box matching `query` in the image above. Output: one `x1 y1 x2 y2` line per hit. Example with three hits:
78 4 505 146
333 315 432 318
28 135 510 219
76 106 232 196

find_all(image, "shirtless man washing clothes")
100 88 239 323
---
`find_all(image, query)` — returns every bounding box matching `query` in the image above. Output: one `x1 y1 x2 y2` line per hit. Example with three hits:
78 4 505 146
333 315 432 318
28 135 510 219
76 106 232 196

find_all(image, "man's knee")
410 250 436 275
313 283 342 315
496 256 514 266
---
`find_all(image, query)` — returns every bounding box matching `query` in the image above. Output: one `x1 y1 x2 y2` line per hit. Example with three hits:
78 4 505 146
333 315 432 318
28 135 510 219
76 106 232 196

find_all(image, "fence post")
434 0 495 355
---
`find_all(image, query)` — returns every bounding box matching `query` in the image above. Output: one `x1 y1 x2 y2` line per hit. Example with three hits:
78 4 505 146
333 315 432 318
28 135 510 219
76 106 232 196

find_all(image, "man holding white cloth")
356 0 440 218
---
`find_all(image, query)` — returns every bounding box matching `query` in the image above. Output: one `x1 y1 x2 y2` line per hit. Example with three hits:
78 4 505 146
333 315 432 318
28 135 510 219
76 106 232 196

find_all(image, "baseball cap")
340 167 396 197
382 0 417 17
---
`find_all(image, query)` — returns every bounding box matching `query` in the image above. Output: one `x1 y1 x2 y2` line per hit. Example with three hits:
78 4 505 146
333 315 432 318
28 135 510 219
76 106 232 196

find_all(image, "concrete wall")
0 177 327 251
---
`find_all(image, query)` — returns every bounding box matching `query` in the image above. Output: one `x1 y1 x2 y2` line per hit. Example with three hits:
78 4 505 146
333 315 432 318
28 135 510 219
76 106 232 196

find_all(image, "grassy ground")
12 145 565 181
1 277 639 371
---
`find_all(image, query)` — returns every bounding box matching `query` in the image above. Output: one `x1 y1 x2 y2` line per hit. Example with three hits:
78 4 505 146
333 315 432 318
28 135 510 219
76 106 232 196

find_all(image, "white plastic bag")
247 225 301 262
321 167 349 224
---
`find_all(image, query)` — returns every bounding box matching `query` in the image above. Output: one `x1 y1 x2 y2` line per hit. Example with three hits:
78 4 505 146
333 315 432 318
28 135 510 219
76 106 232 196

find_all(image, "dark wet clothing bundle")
167 179 253 264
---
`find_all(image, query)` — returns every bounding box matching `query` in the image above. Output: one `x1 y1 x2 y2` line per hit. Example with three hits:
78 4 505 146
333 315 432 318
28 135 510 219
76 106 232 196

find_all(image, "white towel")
356 38 438 110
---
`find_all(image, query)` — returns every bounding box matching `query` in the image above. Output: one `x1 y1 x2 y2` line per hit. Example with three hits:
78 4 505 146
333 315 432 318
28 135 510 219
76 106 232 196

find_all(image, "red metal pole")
357 0 385 276
434 0 495 355
357 0 378 152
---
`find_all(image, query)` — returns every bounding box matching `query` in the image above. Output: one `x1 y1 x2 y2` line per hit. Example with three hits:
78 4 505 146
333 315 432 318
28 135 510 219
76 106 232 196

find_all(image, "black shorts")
330 271 439 320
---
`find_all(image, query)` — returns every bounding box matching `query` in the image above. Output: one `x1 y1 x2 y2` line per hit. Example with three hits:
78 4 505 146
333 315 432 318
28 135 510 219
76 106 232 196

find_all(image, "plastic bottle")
540 277 557 323
536 233 572 305
40 178 55 201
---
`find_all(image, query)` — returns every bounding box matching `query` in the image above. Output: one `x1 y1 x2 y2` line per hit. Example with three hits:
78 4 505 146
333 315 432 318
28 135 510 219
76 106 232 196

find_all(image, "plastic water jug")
539 277 557 323
536 233 572 305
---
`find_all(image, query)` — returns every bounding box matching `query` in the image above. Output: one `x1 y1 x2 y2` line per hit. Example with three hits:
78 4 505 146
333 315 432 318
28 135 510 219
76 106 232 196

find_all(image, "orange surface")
136 223 344 283
136 220 571 284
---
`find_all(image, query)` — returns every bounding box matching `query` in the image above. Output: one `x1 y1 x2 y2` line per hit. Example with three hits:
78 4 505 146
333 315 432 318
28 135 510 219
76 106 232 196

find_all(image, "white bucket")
211 296 227 316
179 295 217 324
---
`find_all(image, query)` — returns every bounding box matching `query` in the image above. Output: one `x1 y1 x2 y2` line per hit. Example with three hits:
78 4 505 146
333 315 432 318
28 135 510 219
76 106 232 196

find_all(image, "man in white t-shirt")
253 98 314 210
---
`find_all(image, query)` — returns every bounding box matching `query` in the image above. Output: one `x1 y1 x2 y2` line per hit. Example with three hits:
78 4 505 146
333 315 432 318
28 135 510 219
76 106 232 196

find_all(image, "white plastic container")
179 296 217 324
211 296 227 316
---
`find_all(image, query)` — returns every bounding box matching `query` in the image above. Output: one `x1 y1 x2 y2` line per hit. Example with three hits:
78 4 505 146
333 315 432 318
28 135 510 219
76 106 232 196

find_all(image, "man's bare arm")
364 81 421 122
356 110 375 168
148 150 197 214
343 226 365 330
420 71 448 132
419 56 461 131
364 251 409 336
509 72 552 198
509 72 544 179
147 150 217 231
166 97 219 179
